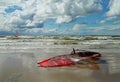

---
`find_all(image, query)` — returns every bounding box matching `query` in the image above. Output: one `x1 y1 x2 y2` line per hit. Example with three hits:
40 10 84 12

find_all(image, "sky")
0 0 120 36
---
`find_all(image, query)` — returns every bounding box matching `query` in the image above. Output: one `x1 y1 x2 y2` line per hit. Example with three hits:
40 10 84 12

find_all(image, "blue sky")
0 0 120 36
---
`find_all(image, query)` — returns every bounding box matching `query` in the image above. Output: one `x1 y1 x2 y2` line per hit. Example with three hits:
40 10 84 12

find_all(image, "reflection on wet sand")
92 53 120 82
0 52 119 82
70 59 101 70
0 57 23 82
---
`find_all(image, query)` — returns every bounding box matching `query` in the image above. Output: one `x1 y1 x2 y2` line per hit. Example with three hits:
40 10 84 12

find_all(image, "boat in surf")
37 48 101 67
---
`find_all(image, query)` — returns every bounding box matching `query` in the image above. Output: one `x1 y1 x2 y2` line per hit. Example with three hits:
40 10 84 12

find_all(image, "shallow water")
0 37 120 82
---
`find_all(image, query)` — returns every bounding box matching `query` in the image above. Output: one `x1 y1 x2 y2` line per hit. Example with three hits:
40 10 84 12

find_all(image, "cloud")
72 24 86 32
34 0 102 24
25 23 120 35
0 14 13 31
106 0 120 16
24 28 43 35
0 0 102 32
93 24 120 35
113 20 120 24
71 23 120 35
99 16 117 24
24 27 58 35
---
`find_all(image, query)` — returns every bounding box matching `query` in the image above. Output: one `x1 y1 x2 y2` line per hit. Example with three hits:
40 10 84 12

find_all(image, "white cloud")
106 0 120 16
42 28 57 33
113 20 120 24
24 27 58 35
0 0 102 33
106 16 117 20
24 28 42 34
0 14 13 31
99 20 105 24
33 0 102 24
72 24 86 32
99 16 117 24
24 24 120 35
109 25 120 31
56 15 72 24
72 24 120 35
94 24 120 33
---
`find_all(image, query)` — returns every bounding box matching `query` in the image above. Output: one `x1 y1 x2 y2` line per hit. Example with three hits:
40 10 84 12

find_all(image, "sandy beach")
0 36 120 82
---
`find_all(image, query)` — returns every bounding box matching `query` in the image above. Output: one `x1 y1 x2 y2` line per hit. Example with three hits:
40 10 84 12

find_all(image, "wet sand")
0 37 120 82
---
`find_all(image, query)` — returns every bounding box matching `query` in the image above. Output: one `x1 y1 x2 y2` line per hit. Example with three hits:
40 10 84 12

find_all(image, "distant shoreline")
0 35 120 37
0 35 120 41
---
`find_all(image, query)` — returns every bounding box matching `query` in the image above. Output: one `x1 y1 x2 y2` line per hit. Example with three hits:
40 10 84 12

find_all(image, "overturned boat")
37 48 101 67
